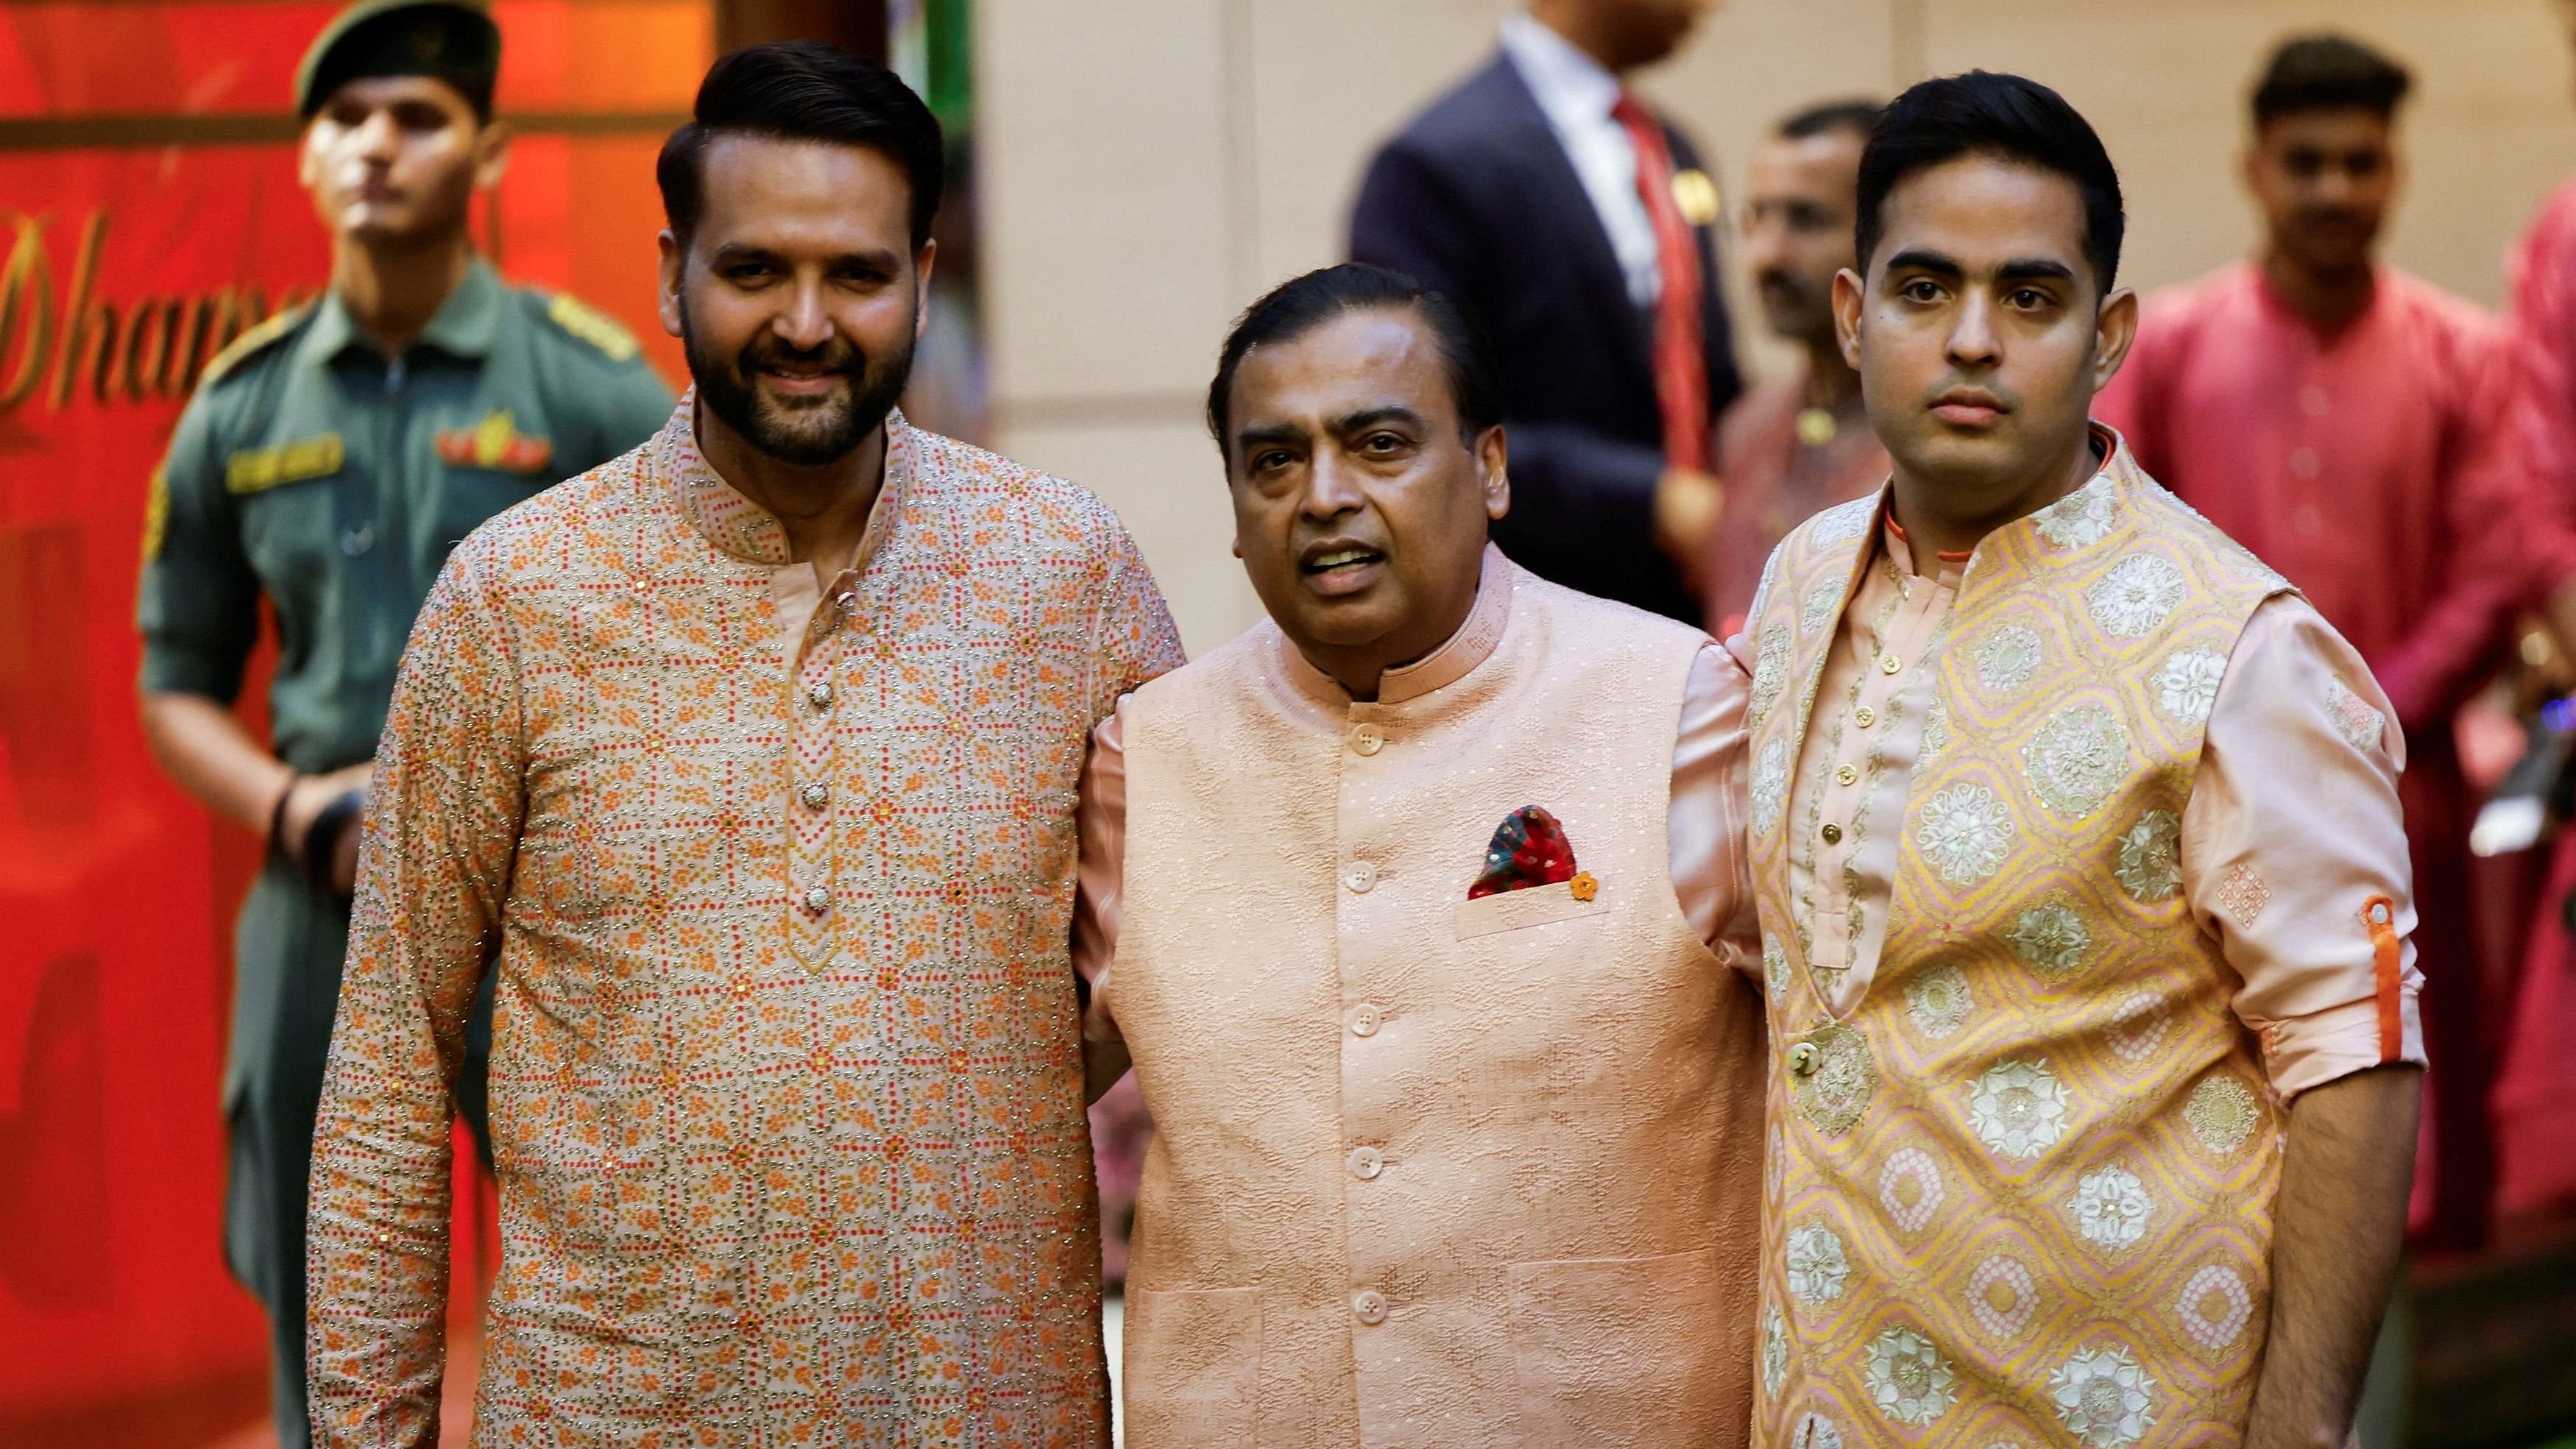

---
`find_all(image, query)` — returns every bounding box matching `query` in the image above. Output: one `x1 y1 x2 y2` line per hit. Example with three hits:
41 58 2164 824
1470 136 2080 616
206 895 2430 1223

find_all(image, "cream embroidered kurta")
1078 553 1767 1448
305 400 1183 1448
1741 433 2424 1448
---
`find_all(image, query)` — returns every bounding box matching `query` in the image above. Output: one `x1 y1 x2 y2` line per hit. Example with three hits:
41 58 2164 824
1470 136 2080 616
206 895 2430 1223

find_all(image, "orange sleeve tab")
2361 895 2402 1063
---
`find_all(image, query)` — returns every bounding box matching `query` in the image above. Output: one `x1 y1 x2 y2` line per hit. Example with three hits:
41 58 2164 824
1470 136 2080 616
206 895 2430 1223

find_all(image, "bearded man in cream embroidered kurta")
1739 436 2426 1446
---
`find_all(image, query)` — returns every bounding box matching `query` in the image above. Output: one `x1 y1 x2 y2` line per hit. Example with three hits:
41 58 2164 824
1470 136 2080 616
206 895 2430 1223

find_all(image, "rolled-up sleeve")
2182 595 2426 1099
136 394 261 701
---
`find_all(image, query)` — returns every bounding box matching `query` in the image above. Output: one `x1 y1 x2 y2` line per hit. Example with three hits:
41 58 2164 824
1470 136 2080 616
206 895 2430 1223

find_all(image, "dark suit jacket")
1350 52 1742 623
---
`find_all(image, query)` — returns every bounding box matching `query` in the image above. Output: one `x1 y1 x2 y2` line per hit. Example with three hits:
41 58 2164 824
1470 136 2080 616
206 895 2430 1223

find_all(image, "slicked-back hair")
658 42 944 249
1779 98 1883 144
1855 71 2125 295
2252 34 2413 127
1206 264 1501 463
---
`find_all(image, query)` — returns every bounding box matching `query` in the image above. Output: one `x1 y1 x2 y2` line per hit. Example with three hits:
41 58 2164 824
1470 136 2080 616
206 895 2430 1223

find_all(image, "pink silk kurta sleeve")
1666 642 1761 968
2183 595 2427 1099
1072 700 1132 1046
1072 642 1758 1046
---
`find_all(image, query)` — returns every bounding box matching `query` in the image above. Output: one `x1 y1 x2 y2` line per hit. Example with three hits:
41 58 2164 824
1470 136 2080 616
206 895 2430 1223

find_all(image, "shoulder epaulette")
543 291 642 363
198 301 315 388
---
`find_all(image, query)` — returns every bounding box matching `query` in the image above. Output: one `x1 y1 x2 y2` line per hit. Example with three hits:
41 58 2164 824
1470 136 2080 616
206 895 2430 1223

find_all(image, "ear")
1477 424 1511 521
474 119 512 194
913 238 938 342
2237 140 2262 199
297 120 324 193
2091 285 2140 394
656 229 685 340
1832 266 1866 372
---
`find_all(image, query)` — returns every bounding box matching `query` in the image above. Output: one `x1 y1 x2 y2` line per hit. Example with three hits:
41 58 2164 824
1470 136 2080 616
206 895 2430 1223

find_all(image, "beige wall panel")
1245 0 1510 287
1917 0 2576 305
974 0 1237 404
998 418 1265 659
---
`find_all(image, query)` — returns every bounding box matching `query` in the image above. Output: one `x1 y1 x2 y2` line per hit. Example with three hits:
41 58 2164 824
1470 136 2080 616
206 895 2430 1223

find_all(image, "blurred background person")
2494 0 2576 1233
130 1 672 1439
1699 97 1888 638
1348 0 1741 622
2095 32 2550 1251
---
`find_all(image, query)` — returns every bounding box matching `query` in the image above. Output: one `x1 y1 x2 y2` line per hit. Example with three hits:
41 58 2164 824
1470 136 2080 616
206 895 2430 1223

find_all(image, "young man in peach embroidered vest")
1743 74 2424 1449
1072 263 1767 1448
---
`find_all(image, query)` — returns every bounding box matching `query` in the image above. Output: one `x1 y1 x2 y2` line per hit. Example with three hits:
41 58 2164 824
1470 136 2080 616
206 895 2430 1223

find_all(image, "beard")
681 298 917 467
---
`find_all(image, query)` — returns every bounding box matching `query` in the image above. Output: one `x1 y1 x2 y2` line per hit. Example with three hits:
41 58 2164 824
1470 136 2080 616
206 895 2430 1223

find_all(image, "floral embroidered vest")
1743 440 2295 1448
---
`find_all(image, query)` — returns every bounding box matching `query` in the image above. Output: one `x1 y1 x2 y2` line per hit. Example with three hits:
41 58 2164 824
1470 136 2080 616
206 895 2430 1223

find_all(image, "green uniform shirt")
138 257 675 773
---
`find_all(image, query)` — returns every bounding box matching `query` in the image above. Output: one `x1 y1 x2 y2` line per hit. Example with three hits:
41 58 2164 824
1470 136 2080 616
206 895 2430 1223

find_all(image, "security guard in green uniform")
133 1 672 1440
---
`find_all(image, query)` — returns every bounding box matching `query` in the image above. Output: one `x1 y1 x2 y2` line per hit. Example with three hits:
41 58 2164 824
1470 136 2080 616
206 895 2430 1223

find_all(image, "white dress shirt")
1500 12 1663 309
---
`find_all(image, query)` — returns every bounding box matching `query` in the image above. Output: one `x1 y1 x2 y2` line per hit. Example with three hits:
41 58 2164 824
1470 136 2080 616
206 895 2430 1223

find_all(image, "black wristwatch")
302 788 367 898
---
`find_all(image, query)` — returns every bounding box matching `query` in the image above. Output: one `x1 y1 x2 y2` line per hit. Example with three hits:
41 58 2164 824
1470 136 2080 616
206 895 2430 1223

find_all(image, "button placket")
785 577 854 971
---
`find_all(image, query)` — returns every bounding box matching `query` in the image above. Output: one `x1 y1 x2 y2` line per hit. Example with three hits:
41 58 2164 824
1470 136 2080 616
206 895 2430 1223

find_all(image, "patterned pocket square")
1468 805 1580 899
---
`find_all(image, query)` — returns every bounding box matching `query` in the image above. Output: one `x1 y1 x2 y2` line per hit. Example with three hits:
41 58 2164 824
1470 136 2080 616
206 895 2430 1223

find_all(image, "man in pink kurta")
1073 266 1768 1448
2491 138 2576 1223
2094 35 2539 1245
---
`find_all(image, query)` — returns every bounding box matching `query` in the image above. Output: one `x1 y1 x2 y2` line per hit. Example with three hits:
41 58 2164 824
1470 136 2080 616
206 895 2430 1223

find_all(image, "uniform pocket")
1122 1284 1262 1447
1506 1247 1735 1448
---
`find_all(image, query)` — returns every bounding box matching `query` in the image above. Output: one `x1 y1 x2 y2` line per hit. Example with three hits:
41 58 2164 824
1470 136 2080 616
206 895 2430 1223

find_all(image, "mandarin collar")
1872 422 2129 582
1277 542 1515 708
659 389 915 572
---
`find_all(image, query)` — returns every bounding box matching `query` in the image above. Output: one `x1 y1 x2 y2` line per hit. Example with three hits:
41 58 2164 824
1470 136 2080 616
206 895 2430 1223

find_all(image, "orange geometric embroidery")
2215 862 2270 926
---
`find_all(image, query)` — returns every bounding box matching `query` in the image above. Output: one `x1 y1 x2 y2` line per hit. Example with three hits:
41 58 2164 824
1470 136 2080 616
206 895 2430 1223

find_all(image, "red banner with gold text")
0 2 704 1430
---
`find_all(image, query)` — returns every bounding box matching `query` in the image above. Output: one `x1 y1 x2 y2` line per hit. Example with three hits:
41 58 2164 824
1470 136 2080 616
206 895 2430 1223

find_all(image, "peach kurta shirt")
1779 490 2424 1099
306 401 1183 1448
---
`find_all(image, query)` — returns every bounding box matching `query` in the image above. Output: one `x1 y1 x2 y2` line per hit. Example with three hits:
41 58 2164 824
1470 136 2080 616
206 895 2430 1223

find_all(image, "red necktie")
1611 92 1710 472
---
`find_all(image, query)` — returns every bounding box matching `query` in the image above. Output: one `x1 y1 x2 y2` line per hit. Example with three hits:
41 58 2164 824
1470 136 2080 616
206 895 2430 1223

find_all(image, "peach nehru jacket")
1075 548 1769 1448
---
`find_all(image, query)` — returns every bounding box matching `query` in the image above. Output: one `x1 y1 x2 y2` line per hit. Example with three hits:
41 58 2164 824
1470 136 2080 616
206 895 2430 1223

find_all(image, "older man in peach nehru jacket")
1070 263 1767 1448
1744 74 2423 1449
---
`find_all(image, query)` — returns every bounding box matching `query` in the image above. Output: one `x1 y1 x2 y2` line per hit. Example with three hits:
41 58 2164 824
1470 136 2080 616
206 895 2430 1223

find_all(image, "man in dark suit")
1351 0 1740 622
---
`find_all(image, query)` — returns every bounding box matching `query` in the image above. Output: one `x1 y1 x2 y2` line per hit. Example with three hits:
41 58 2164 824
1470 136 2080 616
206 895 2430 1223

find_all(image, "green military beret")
295 0 501 121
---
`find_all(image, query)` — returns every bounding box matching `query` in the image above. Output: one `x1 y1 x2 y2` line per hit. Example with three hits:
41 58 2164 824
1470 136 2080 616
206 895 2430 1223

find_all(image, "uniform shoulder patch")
141 462 170 561
198 301 316 388
544 291 642 362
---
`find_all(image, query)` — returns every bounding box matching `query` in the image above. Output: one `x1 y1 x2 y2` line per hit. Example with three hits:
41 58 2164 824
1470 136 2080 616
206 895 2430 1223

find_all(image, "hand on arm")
2243 1065 2422 1449
140 692 374 892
